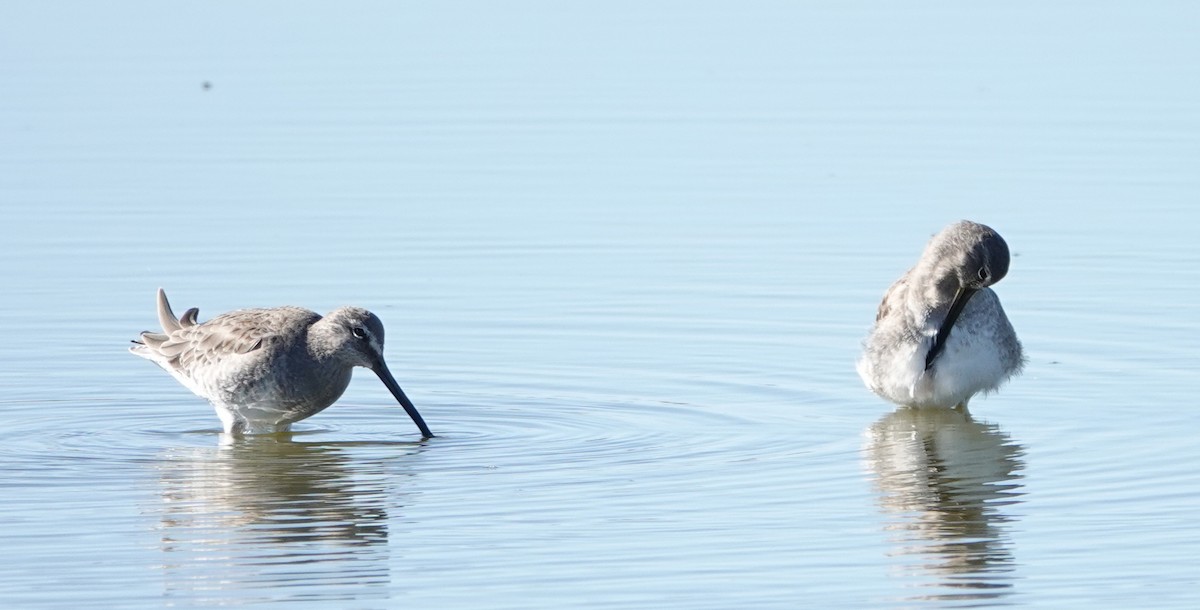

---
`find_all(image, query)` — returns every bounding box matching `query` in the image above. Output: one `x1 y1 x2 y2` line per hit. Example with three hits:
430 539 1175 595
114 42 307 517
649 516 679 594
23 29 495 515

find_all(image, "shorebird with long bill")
858 220 1025 410
131 289 434 437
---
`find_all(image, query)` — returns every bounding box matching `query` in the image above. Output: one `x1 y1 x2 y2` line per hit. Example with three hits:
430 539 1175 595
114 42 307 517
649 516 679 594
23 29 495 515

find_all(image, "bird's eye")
352 327 368 340
978 267 990 282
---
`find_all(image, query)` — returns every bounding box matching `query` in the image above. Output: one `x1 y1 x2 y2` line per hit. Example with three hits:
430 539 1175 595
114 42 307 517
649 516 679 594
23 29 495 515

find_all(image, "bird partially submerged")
858 221 1025 409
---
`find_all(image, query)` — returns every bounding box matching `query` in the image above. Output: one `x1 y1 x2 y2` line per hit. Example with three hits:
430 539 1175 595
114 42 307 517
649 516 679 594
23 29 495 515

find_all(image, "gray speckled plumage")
857 221 1025 409
131 289 433 437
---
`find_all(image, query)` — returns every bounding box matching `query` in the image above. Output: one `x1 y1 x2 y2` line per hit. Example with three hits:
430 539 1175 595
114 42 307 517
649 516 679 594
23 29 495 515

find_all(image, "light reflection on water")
866 408 1025 605
155 436 424 604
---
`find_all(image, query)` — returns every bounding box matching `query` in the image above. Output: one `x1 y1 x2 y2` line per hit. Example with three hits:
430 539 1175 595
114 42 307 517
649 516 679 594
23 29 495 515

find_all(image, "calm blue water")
1 2 1198 608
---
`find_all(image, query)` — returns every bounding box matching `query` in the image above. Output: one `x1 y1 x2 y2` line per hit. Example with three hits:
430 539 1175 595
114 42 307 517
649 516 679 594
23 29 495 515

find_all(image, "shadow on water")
864 407 1026 605
153 434 426 604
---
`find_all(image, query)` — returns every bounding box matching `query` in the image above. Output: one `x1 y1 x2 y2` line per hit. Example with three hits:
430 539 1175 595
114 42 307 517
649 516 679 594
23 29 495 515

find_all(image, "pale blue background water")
1 2 1198 608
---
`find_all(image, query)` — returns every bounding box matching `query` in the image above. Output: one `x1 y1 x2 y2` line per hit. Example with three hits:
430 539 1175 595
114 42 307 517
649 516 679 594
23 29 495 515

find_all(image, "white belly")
858 289 1021 408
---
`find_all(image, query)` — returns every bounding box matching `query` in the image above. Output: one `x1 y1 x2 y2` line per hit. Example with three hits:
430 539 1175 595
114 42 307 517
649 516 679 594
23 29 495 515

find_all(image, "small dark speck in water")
202 81 212 91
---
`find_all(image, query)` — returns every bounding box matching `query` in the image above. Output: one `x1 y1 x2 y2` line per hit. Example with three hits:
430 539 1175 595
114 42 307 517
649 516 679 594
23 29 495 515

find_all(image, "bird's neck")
305 319 344 364
910 267 959 313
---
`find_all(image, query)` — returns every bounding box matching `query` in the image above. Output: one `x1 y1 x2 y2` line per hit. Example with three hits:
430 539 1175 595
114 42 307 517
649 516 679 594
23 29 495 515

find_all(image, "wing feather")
875 275 909 323
156 288 182 333
179 307 200 328
168 310 280 372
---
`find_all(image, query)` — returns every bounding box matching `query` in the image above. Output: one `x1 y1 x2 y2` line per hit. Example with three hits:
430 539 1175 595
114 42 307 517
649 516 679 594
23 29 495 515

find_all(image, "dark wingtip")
180 307 200 327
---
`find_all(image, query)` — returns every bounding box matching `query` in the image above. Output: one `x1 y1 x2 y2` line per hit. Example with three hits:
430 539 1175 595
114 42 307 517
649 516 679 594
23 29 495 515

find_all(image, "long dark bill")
373 361 435 438
924 286 978 371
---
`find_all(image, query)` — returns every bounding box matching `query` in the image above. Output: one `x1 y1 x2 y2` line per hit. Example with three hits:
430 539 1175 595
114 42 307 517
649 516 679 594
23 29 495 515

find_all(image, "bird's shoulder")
874 273 912 323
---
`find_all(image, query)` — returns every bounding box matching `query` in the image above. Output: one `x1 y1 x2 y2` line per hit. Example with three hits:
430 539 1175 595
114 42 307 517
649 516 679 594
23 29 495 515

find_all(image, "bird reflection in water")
865 407 1025 603
155 434 422 604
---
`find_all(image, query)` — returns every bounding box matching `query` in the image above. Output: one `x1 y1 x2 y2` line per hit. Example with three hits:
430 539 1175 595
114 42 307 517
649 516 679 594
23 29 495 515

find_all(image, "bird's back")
132 304 320 402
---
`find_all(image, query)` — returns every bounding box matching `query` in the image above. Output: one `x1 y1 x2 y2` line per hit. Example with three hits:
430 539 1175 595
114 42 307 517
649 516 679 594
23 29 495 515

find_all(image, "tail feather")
156 288 181 333
138 331 170 349
130 330 191 369
132 289 198 367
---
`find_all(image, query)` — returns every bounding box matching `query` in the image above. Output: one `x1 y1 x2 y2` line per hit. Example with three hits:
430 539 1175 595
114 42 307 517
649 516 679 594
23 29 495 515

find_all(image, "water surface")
1 2 1198 608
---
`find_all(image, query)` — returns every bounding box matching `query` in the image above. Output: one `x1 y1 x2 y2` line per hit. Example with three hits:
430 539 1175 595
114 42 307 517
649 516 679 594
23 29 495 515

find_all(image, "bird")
130 289 434 437
857 220 1025 410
